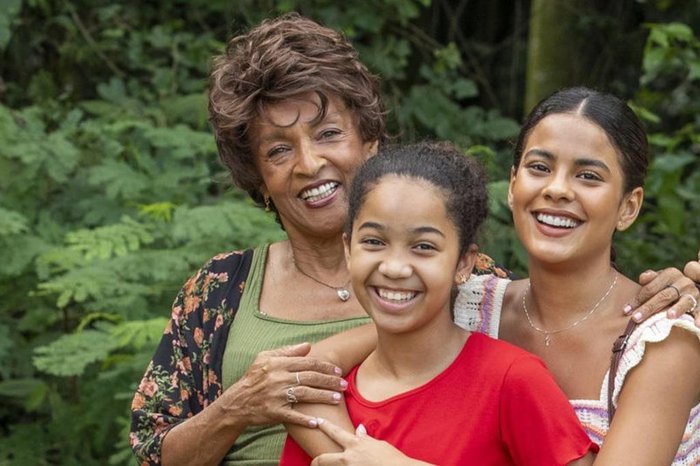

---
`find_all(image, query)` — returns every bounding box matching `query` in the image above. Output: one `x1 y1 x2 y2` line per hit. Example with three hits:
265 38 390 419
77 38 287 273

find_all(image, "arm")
286 324 377 457
625 250 700 322
163 342 342 466
592 324 700 465
130 253 345 466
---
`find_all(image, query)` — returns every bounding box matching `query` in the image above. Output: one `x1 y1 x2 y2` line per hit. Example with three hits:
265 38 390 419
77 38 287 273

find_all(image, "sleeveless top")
454 274 700 465
221 245 370 465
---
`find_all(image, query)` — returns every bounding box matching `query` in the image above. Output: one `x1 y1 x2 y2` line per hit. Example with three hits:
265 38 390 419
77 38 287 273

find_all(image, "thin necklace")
522 272 618 347
293 261 352 302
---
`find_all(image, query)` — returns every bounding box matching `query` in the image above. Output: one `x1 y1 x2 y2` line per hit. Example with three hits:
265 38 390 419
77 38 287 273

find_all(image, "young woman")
279 142 597 465
454 87 700 465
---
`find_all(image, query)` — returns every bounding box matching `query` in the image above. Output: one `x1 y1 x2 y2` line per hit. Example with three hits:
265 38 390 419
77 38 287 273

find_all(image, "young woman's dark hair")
514 87 649 194
209 13 386 208
346 141 488 255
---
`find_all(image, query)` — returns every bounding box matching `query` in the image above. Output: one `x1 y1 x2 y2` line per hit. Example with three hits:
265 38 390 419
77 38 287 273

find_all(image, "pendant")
337 288 350 301
544 334 551 346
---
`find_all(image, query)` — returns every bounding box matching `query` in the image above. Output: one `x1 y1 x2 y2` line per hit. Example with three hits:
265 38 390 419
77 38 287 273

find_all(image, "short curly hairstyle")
346 141 488 255
209 13 387 207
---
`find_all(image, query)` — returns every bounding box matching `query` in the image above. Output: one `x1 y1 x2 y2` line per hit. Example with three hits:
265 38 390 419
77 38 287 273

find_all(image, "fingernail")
316 417 325 425
335 367 342 375
623 304 632 314
356 423 367 436
340 379 348 389
633 311 643 322
332 392 341 401
308 418 318 427
667 309 677 319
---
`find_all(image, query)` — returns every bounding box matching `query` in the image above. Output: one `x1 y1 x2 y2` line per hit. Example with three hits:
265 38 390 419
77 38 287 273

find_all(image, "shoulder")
467 333 548 374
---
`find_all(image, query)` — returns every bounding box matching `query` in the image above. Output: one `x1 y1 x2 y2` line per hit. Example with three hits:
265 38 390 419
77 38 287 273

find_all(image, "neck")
526 254 617 329
371 313 467 379
287 232 347 274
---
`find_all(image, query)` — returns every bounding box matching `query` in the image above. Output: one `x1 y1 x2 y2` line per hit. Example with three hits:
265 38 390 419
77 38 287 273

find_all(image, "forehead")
255 92 349 128
358 176 449 221
525 114 619 160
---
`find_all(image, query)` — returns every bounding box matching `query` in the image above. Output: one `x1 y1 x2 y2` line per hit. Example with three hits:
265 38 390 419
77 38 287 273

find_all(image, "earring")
264 195 271 212
455 272 469 284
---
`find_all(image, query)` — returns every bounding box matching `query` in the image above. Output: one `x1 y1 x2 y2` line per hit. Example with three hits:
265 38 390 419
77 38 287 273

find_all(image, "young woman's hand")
310 418 432 466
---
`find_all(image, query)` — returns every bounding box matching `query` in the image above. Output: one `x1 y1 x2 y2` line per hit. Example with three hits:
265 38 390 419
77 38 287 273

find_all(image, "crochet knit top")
454 274 700 465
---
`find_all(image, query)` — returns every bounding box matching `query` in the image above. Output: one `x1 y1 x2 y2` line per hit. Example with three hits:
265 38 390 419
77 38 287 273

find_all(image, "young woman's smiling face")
508 113 643 268
345 175 473 335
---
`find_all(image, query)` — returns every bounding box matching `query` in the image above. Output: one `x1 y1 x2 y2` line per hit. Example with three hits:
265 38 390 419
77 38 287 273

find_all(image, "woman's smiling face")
508 113 643 268
251 92 377 239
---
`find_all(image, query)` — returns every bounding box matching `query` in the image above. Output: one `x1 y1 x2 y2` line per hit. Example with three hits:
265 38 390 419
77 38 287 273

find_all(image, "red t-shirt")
280 333 597 465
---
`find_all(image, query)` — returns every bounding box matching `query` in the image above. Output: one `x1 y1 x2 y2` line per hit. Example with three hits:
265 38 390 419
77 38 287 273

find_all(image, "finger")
684 259 700 284
316 417 359 448
280 409 320 429
311 452 345 466
270 357 343 378
264 342 312 358
637 269 658 287
290 386 343 405
626 268 681 315
296 371 349 391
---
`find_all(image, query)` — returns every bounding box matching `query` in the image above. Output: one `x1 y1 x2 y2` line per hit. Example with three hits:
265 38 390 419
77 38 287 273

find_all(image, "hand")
683 250 700 326
625 260 700 324
221 343 347 428
310 418 430 466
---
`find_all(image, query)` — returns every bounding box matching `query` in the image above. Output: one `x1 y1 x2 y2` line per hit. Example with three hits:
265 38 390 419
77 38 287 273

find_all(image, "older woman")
129 14 698 466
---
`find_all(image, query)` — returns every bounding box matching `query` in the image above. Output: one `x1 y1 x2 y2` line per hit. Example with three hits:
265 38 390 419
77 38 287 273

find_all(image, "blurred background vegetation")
0 0 698 464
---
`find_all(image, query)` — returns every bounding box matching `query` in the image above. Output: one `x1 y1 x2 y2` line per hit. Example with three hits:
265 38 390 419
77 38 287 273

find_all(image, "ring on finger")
286 387 298 405
685 294 698 317
295 372 301 386
666 284 681 300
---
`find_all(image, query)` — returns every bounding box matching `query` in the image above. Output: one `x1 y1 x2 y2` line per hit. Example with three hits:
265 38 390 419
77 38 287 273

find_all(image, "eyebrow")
256 112 345 144
358 222 446 238
524 148 611 173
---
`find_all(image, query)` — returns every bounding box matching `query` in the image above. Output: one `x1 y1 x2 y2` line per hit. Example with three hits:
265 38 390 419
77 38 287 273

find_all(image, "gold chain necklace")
293 261 351 302
522 272 618 346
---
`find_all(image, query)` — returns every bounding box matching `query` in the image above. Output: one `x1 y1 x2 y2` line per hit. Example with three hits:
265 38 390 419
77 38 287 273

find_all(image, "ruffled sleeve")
608 313 700 407
454 274 509 338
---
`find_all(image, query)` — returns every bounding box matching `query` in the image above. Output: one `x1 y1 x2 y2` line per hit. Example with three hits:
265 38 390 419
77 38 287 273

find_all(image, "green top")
222 245 370 465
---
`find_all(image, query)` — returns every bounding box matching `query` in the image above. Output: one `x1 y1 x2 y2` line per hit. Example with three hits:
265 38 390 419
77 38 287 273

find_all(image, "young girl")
279 142 597 465
453 87 700 465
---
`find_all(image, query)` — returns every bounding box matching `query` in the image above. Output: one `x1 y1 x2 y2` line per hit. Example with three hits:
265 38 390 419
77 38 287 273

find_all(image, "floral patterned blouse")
129 248 510 465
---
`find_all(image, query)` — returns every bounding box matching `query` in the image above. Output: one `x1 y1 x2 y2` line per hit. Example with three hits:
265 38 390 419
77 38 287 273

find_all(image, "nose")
295 140 326 177
542 171 574 201
378 251 413 279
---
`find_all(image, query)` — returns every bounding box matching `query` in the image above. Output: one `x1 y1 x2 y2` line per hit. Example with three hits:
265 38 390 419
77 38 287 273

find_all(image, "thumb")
270 342 311 357
355 423 368 437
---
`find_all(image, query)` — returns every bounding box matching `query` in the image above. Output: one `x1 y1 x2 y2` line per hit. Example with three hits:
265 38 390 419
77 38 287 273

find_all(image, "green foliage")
1 0 698 464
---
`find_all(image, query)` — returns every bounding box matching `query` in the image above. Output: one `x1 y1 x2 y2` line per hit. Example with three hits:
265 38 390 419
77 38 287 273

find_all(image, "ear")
364 140 379 159
616 187 644 231
342 232 352 271
507 166 516 210
454 243 479 285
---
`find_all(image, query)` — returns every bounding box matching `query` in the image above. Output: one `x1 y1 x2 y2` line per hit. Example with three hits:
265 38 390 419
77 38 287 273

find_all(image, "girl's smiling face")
508 113 643 268
345 175 475 335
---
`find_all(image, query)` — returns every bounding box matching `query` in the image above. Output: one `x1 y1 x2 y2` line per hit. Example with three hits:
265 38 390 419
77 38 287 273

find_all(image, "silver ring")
295 372 301 386
286 387 298 404
667 284 681 300
685 294 698 317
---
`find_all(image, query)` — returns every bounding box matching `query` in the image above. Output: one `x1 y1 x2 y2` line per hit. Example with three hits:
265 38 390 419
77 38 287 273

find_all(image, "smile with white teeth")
536 213 581 229
300 182 339 202
377 288 417 302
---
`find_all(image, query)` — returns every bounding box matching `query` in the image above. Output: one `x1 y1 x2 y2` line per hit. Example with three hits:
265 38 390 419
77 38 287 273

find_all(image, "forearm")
162 389 249 466
287 398 355 456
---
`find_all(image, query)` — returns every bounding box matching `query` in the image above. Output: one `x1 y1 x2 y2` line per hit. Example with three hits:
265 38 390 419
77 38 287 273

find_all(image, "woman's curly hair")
209 13 387 207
